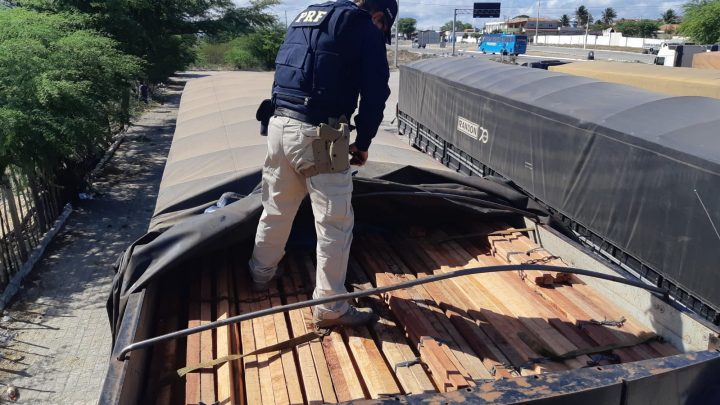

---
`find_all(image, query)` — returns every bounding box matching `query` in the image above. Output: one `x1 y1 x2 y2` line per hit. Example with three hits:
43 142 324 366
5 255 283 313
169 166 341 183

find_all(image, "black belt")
274 107 336 127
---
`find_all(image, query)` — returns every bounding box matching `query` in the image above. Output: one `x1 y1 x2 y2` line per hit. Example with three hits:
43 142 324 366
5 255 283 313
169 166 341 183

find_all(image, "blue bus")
479 33 528 56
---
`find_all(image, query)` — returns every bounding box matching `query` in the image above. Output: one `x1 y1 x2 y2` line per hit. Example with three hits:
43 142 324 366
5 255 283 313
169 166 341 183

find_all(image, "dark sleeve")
353 21 390 152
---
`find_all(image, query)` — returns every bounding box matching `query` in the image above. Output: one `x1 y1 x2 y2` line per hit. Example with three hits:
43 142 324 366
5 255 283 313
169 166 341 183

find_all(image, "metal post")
535 0 540 45
394 0 399 67
452 8 457 56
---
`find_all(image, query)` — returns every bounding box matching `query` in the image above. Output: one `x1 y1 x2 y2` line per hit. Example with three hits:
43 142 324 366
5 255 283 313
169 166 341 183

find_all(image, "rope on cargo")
578 316 627 329
116 264 670 362
176 327 333 377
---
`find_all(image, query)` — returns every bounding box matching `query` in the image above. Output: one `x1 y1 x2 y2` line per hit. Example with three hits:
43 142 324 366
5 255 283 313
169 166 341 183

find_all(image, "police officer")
249 0 396 328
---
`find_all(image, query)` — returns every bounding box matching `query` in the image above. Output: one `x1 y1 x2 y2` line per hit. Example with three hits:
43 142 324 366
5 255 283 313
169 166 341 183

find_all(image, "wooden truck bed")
143 222 679 404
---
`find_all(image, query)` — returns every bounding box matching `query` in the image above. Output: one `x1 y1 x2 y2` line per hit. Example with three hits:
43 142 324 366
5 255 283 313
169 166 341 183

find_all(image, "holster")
303 117 350 177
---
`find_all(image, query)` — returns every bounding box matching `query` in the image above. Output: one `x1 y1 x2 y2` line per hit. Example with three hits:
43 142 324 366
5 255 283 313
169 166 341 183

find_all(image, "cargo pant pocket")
308 169 353 228
285 122 319 175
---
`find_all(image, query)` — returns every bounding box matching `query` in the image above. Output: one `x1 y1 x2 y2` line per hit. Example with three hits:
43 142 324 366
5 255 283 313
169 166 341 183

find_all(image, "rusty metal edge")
347 351 720 405
99 285 156 405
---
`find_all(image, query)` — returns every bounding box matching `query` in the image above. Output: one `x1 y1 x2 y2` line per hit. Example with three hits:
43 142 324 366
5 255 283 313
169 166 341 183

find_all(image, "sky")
235 0 686 31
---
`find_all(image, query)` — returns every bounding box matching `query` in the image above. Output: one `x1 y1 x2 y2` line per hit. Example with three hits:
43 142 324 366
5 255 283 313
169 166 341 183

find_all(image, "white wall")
536 34 665 49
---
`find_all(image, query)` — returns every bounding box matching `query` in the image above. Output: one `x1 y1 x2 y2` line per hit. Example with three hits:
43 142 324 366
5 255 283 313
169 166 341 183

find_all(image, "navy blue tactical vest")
273 0 367 124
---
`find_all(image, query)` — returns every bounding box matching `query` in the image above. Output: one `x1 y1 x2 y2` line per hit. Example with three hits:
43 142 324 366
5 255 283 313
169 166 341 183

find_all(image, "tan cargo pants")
250 116 352 319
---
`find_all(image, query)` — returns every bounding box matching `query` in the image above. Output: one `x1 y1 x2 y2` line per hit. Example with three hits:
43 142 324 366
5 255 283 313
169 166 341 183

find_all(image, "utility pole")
285 10 288 29
535 0 540 45
452 8 457 56
394 0 399 67
584 20 589 49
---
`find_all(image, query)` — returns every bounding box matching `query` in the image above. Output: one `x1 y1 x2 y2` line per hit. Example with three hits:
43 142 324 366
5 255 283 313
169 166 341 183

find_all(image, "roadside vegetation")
681 0 720 43
0 0 280 285
0 0 279 186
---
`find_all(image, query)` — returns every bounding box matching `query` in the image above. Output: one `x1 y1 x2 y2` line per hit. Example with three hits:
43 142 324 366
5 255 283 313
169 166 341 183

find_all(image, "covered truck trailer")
101 68 720 404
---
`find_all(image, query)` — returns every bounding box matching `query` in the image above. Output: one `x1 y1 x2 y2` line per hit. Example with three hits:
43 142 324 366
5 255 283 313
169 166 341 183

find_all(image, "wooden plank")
352 249 471 391
430 234 593 368
278 272 325 405
363 235 498 380
385 235 528 377
454 224 647 363
227 262 245 405
482 228 650 362
286 258 341 403
249 286 276 404
360 236 492 381
199 269 216 404
237 270 262 405
298 255 401 398
346 259 437 394
146 275 183 405
394 234 562 374
185 271 201 405
216 267 234 404
260 290 291 405
345 325 402 398
269 278 305 405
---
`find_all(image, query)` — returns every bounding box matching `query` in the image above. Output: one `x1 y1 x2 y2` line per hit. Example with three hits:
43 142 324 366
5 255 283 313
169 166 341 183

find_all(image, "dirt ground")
0 75 193 404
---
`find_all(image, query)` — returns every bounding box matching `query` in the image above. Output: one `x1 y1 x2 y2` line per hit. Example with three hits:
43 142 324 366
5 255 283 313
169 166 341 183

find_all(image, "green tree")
19 0 278 82
616 19 661 38
575 5 593 26
513 14 530 19
559 14 570 27
225 25 286 70
0 8 140 178
440 20 473 32
662 9 680 24
681 0 720 43
601 7 617 25
397 17 416 38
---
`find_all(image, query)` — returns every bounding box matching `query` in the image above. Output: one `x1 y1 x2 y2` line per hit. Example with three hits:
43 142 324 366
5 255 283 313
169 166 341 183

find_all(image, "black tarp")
399 58 720 315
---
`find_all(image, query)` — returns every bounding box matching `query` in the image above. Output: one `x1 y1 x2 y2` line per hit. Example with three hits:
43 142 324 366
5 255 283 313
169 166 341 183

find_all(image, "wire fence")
0 167 65 289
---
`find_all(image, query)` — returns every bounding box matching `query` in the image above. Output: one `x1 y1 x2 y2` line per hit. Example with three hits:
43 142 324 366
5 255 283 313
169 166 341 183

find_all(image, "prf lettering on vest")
295 10 327 23
311 11 327 22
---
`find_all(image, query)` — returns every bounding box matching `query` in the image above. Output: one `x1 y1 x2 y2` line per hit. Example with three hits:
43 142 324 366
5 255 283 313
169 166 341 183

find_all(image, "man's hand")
349 143 368 166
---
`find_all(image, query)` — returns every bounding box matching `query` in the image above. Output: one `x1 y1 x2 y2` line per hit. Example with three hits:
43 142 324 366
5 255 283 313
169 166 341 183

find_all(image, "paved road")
396 43 656 64
0 76 190 404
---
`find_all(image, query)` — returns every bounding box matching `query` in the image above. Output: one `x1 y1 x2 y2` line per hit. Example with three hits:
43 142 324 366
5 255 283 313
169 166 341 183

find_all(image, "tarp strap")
177 327 332 377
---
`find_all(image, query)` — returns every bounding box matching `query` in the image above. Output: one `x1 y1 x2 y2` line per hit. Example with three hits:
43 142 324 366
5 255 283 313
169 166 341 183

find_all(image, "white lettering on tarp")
457 117 489 144
296 11 308 22
458 116 479 139
479 127 489 143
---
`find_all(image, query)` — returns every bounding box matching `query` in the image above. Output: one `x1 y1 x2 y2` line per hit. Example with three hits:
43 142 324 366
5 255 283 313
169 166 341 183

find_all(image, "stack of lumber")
148 224 680 404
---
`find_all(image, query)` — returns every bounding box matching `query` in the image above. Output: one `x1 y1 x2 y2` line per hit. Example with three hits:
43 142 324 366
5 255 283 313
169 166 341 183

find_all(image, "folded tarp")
399 58 720 319
107 71 546 340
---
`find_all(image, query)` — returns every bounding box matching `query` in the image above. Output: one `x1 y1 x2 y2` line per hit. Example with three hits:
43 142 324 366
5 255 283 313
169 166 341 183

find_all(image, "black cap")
379 0 398 45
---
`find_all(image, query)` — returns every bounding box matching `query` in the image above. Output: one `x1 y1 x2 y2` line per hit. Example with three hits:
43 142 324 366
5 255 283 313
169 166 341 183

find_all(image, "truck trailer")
101 64 720 404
